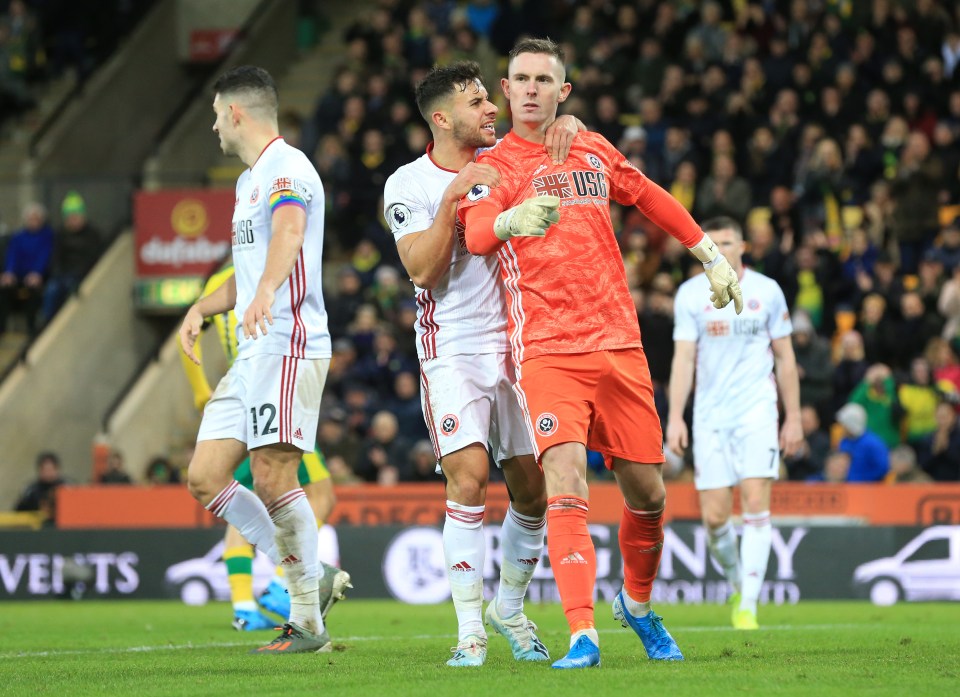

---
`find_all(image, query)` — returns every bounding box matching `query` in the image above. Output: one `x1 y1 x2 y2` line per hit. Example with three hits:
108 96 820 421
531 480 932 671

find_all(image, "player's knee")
702 510 729 530
446 473 486 506
186 467 214 505
510 484 547 517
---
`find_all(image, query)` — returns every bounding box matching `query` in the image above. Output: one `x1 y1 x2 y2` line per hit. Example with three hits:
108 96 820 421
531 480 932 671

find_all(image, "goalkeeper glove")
689 234 743 314
493 195 561 241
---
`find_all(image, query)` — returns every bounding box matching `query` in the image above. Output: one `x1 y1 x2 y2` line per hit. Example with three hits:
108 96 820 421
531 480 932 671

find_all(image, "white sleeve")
672 282 700 342
767 281 793 340
383 169 434 243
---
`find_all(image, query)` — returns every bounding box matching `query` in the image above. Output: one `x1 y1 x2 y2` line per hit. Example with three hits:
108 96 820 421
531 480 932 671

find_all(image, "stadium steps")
0 232 166 508
0 73 77 230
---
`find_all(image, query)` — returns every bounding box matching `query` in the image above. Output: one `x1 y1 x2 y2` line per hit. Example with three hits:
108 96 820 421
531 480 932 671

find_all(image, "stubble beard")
452 119 493 150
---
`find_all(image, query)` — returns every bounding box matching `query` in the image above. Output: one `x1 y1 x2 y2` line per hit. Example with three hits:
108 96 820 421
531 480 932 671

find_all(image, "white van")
852 526 960 606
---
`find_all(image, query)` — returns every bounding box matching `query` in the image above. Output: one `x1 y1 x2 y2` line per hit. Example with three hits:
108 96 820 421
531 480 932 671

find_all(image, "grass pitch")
0 600 957 697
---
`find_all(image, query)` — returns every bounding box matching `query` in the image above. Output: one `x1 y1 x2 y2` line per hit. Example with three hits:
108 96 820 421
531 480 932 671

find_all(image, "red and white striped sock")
496 505 545 618
269 488 322 634
206 480 277 563
444 501 486 642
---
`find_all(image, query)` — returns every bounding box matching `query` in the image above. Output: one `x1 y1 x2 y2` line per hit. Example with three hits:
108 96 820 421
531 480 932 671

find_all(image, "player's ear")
557 82 572 104
432 109 451 132
501 77 510 100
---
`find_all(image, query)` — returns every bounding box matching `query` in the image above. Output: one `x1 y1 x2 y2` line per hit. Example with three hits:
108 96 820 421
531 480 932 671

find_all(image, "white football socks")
496 506 545 618
207 480 278 564
740 511 772 614
270 489 322 634
708 518 742 595
444 501 486 641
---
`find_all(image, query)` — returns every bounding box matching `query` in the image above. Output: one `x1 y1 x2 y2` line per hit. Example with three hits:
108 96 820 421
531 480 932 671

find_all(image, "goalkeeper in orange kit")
460 38 741 668
180 262 351 631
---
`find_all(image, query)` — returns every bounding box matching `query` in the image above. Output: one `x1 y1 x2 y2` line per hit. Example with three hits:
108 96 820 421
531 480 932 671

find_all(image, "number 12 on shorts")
250 404 278 437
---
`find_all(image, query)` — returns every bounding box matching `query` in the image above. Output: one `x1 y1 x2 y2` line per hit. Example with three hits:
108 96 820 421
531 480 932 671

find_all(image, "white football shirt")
383 147 508 359
231 137 330 359
673 268 792 428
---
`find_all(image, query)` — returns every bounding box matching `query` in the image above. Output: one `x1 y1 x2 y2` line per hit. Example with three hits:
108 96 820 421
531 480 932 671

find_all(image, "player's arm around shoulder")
387 163 500 289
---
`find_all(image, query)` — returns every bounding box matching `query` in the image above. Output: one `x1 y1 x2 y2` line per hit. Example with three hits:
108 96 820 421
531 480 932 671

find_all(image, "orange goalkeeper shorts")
513 347 665 468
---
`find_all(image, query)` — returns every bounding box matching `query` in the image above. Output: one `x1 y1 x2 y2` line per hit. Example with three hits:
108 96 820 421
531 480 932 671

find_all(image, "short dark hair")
508 37 565 67
36 451 60 468
702 216 743 239
414 61 484 122
212 65 278 115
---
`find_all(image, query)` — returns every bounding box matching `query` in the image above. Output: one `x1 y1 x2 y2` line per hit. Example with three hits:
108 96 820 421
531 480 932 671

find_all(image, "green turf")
0 600 957 696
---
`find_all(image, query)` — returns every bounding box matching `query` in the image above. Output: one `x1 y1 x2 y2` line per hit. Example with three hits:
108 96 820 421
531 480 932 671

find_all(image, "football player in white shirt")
666 216 803 630
178 66 332 654
383 61 580 667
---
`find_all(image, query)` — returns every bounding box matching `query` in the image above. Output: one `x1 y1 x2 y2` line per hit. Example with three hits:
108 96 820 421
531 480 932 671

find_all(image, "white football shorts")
197 354 328 451
419 352 533 465
692 405 780 491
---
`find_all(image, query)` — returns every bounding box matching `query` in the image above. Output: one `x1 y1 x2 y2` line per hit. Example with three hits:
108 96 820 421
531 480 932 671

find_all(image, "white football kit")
673 268 793 490
199 137 330 450
383 145 532 462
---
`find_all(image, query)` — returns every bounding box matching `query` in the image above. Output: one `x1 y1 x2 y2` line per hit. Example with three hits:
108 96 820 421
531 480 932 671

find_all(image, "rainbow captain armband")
268 176 308 212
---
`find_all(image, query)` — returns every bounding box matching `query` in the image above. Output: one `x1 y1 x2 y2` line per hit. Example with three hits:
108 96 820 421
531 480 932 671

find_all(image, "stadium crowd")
9 0 960 515
302 0 960 487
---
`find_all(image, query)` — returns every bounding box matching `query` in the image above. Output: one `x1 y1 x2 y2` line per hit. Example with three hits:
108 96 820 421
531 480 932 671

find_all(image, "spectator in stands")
144 456 180 484
885 445 933 484
918 401 960 481
14 451 64 513
892 291 944 370
849 363 902 449
403 439 439 482
915 252 945 317
98 449 132 485
937 261 960 342
354 410 410 484
835 402 890 482
810 450 851 483
386 371 428 443
0 202 54 336
898 357 944 451
327 265 365 339
0 22 34 120
791 310 834 421
342 382 374 438
926 336 960 394
695 153 752 222
41 191 101 323
927 217 960 274
743 218 786 286
784 404 830 481
317 407 362 472
889 131 942 274
856 293 898 367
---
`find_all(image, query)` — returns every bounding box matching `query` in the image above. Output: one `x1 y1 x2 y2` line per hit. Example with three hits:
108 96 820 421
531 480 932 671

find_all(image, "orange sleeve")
593 134 705 249
632 175 705 248
462 200 504 256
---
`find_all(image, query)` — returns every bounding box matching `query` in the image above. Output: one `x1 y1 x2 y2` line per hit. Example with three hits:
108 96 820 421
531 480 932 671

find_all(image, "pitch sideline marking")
0 623 866 659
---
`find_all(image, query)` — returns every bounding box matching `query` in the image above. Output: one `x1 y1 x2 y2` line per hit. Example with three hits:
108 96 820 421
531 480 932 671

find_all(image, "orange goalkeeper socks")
547 495 596 631
619 503 665 603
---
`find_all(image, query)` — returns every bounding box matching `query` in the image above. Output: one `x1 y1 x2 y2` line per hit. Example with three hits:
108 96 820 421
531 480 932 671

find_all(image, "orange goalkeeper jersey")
460 130 703 363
